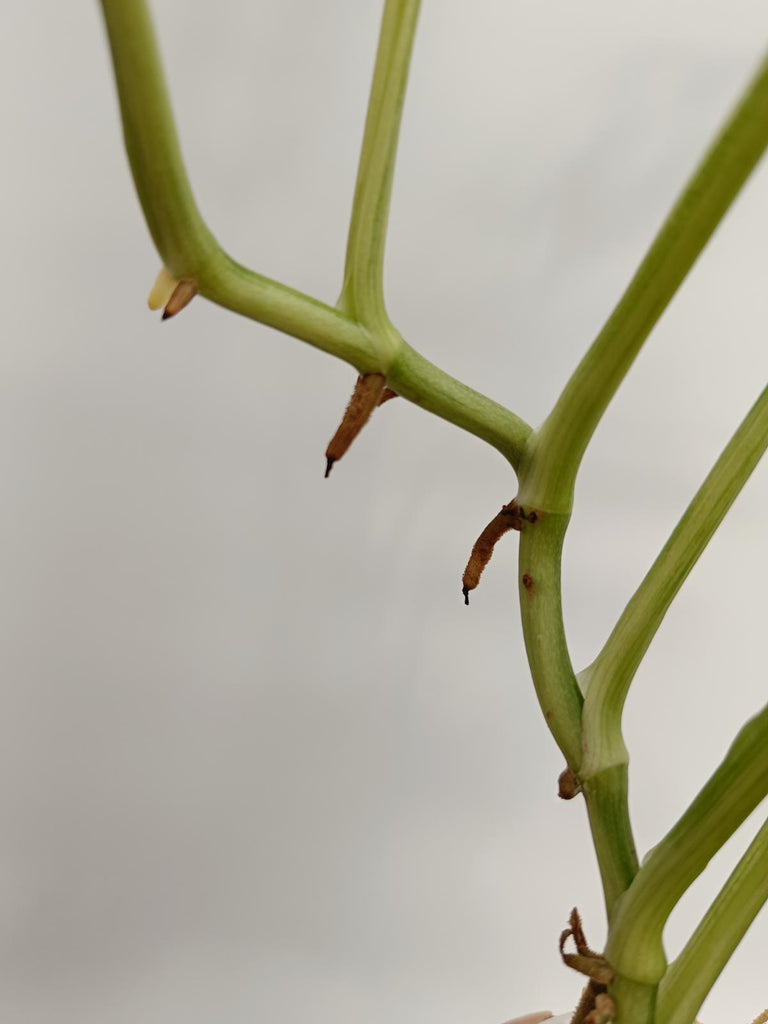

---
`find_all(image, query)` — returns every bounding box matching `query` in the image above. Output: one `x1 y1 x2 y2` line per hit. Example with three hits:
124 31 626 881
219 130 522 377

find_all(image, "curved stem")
605 704 768 988
99 0 215 276
339 0 421 332
387 342 532 467
656 814 768 1024
99 0 384 370
524 48 768 510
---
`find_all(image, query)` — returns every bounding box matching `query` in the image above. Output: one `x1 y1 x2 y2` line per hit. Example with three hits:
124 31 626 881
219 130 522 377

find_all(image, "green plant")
98 2 767 1022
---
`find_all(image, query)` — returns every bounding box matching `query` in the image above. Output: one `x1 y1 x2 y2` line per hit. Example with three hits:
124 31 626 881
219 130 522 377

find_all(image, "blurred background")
2 2 767 1021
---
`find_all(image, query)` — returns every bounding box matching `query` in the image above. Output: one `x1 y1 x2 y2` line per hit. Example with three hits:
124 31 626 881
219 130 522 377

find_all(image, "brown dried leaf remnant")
559 908 614 1024
558 767 582 800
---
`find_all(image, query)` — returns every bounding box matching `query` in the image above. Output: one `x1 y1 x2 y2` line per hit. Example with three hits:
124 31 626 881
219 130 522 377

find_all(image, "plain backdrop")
2 2 767 1022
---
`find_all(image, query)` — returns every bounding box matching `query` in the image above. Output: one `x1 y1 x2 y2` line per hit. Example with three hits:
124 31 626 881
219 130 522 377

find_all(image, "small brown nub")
558 768 582 800
378 387 398 406
162 280 197 320
324 373 387 474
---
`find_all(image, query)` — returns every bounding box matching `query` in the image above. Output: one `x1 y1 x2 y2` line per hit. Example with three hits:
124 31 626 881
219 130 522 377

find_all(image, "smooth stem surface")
98 0 532 468
581 762 639 921
582 385 768 768
656 814 768 1024
606 704 768 987
523 48 768 510
339 0 420 331
516 510 584 771
577 385 768 926
609 976 656 1024
387 343 531 465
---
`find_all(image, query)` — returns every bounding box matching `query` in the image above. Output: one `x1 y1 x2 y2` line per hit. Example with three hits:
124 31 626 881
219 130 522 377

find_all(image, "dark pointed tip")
324 457 334 479
462 585 470 606
161 309 173 321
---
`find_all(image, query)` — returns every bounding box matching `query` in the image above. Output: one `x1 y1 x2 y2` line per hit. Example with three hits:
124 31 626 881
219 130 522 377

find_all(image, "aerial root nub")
324 372 387 476
162 279 197 320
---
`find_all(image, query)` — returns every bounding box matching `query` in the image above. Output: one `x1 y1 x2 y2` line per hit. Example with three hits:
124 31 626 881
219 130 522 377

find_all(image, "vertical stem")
609 975 657 1024
581 762 639 921
339 0 421 332
516 509 584 772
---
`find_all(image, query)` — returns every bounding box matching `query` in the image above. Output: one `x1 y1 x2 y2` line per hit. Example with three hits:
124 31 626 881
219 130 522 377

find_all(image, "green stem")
387 342 532 467
656 814 768 1024
98 0 532 466
575 386 768 926
581 761 640 922
605 704 768 988
99 0 214 275
523 48 768 509
515 508 584 772
582 385 768 773
609 975 657 1024
339 0 421 332
98 0 383 370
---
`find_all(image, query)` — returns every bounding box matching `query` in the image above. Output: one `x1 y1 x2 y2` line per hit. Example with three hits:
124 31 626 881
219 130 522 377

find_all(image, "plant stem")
99 0 214 275
387 342 531 466
523 48 768 510
581 760 639 922
98 0 532 467
583 386 768 752
339 0 421 333
515 508 584 772
98 0 383 368
605 704 768 988
609 975 657 1024
655 814 768 1024
577 385 768 923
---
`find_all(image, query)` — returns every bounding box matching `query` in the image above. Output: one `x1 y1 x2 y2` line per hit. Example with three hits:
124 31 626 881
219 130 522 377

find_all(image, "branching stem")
98 0 532 469
656 814 768 1024
605 704 768 987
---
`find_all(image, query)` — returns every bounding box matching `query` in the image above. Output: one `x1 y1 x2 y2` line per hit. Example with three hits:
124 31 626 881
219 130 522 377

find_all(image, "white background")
2 2 767 1022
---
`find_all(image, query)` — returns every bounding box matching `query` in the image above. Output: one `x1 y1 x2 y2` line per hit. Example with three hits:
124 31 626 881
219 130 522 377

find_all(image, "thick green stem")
524 49 768 509
515 508 584 772
387 342 531 467
339 0 421 332
605 705 768 987
609 975 657 1024
581 761 640 922
656 814 768 1024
